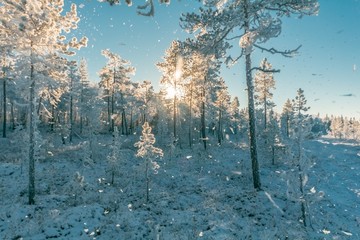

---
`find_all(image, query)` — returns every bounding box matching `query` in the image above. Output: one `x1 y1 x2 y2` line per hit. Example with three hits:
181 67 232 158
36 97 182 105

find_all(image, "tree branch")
253 44 302 58
250 67 280 73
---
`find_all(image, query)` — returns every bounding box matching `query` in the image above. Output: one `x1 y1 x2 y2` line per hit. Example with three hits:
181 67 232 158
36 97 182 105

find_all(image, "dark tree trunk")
188 83 193 148
201 77 207 150
264 96 267 130
2 78 6 138
173 94 177 140
28 60 36 205
10 100 15 130
244 2 261 190
217 109 222 145
145 159 149 203
286 114 290 138
121 108 128 135
50 104 55 132
129 109 133 135
107 94 111 132
111 92 114 133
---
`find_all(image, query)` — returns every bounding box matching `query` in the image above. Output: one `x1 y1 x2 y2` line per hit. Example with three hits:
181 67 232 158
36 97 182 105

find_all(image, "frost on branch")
239 31 258 54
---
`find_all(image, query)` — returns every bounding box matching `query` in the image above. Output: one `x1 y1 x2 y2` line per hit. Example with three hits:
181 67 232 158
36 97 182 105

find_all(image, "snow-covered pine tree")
229 96 241 135
213 78 231 145
291 88 311 227
0 0 87 204
108 127 122 185
185 51 207 148
157 40 185 142
134 80 155 125
254 58 276 130
181 0 319 190
67 60 81 143
281 99 294 138
78 58 93 134
134 122 163 203
1 48 15 138
98 49 135 133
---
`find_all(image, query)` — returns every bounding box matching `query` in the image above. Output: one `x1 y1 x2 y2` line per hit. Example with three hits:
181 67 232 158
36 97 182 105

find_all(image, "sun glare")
164 85 184 99
165 85 177 99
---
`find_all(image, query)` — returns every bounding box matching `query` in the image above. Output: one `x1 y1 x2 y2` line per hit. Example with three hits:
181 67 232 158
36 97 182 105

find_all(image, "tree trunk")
286 114 290 138
10 100 15 130
264 96 267 130
37 96 42 116
217 109 222 145
188 83 193 148
297 126 307 227
111 92 114 133
173 94 177 140
121 108 128 135
50 104 55 132
28 61 36 205
201 77 207 150
129 109 133 135
80 83 84 134
244 2 261 190
2 78 6 138
145 159 149 203
107 94 111 132
69 93 73 142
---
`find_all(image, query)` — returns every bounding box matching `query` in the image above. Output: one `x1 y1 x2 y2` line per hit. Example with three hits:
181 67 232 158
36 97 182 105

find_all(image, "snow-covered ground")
0 134 359 239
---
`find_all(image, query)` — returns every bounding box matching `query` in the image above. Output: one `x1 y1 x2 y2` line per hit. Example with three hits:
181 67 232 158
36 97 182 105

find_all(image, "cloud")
340 93 355 97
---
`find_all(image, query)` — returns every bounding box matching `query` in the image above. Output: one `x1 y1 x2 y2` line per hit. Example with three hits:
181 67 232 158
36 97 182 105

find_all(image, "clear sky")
69 0 360 118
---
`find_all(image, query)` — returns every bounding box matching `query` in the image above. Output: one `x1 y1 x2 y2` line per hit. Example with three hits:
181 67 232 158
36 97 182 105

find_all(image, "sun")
164 85 184 99
165 85 177 99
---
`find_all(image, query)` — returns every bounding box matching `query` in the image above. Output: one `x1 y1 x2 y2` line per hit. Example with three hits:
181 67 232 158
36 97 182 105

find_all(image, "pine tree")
229 96 241 135
291 88 311 227
98 49 135 133
108 127 122 185
181 0 318 191
254 58 276 130
157 41 185 141
0 0 87 204
134 80 154 124
78 58 92 134
1 49 15 138
134 122 163 203
281 99 294 138
213 78 231 145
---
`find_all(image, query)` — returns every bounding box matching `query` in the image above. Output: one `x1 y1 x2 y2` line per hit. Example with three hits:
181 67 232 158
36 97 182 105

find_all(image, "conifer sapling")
134 122 163 203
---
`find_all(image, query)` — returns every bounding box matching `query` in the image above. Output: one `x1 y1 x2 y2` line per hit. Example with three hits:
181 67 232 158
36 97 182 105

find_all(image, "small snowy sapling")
134 122 163 203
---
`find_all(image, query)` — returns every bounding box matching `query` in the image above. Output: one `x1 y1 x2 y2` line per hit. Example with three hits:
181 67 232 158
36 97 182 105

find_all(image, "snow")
0 135 360 239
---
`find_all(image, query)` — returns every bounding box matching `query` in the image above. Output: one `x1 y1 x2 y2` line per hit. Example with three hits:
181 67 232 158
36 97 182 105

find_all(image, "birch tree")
181 0 319 190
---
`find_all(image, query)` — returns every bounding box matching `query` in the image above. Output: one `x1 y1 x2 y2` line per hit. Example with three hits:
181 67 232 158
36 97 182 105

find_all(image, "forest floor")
0 132 359 239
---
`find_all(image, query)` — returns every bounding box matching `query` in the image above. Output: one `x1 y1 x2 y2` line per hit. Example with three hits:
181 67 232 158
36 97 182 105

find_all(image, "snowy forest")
1 0 360 239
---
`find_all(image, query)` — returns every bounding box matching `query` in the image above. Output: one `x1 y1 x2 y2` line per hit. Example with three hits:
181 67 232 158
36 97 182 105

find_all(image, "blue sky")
70 0 360 118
